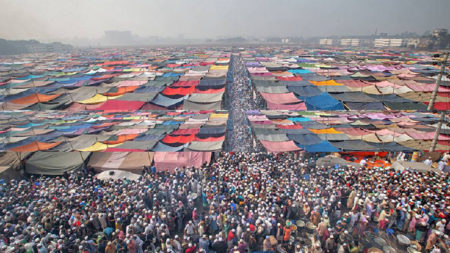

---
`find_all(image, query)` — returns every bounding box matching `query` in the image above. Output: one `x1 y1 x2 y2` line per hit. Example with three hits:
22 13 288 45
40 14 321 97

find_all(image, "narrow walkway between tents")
225 54 255 152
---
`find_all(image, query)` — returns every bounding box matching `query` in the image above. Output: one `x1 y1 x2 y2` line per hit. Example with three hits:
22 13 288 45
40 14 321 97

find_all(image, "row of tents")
248 110 449 153
243 48 449 111
0 110 228 153
0 48 230 112
0 151 213 178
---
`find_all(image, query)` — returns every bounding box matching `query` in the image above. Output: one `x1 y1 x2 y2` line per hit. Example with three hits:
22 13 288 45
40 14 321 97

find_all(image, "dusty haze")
1 0 449 43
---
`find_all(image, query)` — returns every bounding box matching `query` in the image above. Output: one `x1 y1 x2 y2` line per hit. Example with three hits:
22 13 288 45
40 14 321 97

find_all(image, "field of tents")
0 47 449 176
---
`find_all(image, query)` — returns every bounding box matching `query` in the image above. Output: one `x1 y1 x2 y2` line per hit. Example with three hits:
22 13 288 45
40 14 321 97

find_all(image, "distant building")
406 38 421 48
432 29 448 38
319 39 333 46
340 38 360 46
374 38 404 47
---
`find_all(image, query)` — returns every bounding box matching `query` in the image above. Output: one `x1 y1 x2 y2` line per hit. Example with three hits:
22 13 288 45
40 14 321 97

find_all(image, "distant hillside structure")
0 39 72 55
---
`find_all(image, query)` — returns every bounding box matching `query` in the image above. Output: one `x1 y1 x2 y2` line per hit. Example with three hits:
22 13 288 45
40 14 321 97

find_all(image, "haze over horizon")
1 0 449 44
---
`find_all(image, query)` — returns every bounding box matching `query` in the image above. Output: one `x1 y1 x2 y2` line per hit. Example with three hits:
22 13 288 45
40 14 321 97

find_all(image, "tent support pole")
429 111 445 152
427 52 448 111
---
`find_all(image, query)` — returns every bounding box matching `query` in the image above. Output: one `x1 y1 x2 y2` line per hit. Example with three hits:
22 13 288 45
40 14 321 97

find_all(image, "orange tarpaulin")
103 134 139 145
194 136 226 142
309 128 343 134
194 87 226 94
91 74 118 81
10 93 61 104
310 80 343 86
10 141 62 152
103 86 139 96
102 61 129 65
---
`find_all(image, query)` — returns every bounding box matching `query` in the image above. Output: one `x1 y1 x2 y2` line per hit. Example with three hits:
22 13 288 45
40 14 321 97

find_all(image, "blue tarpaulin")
288 69 312 74
288 85 323 98
297 140 339 152
288 133 322 145
304 93 344 110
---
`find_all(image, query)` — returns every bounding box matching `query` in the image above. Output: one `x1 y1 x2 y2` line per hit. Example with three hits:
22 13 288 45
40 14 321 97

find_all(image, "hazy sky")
0 0 449 42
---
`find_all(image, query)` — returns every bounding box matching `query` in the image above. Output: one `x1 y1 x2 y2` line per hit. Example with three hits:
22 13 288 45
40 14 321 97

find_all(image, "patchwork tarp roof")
248 110 448 152
88 152 153 174
26 152 91 175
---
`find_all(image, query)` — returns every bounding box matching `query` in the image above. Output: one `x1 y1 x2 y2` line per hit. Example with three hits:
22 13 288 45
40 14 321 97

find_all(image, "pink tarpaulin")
407 130 450 140
266 101 307 110
93 100 145 112
338 128 371 136
116 128 148 135
247 67 269 74
154 152 211 172
260 92 301 104
118 80 148 87
406 83 450 92
248 115 269 122
260 140 302 152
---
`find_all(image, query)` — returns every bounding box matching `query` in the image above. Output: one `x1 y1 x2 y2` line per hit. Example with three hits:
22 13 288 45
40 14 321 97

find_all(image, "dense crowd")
225 55 254 152
0 152 449 253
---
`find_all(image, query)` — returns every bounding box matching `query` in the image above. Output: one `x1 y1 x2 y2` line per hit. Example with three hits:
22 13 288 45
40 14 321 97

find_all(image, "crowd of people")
0 152 449 253
225 54 254 153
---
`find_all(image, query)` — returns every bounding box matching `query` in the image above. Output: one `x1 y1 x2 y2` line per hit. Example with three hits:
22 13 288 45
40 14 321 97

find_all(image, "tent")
260 140 302 152
25 152 91 175
0 152 28 179
316 155 361 168
298 140 340 152
153 152 211 172
304 93 344 110
391 161 440 173
87 152 153 174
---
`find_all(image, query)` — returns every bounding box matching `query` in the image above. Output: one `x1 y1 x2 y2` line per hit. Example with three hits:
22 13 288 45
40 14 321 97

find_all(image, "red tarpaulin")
171 129 200 135
170 80 200 87
154 152 212 172
162 134 196 144
162 86 195 96
423 102 450 111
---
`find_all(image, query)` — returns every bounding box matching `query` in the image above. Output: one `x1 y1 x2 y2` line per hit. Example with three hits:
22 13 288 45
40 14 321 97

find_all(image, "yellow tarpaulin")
77 142 120 152
310 80 343 86
77 94 122 104
210 113 229 119
78 94 108 104
209 65 229 70
309 128 343 134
